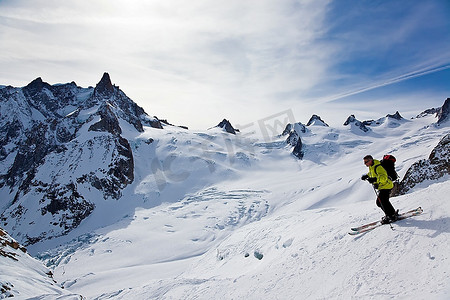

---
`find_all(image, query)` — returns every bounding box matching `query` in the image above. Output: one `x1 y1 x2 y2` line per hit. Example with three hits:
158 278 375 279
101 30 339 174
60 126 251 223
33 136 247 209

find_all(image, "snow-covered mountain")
306 114 329 127
0 227 81 299
1 75 449 299
0 73 165 246
214 119 239 134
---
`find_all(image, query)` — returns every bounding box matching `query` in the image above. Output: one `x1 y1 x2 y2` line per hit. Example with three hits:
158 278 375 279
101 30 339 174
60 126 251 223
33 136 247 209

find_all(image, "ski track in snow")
6 112 450 299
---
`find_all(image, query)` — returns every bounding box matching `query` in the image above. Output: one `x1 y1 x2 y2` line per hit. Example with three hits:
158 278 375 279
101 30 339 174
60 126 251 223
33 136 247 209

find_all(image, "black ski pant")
376 189 396 217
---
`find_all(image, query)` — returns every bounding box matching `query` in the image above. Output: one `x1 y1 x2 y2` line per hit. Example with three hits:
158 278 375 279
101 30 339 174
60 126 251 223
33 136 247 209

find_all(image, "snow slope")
27 112 450 299
0 228 81 299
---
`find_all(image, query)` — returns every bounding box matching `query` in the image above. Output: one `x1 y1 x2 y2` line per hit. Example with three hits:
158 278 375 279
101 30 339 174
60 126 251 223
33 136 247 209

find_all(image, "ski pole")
373 185 394 230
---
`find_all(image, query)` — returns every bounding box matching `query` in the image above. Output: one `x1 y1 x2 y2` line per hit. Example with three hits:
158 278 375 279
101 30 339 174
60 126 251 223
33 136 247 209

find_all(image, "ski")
351 207 423 231
349 207 423 236
350 219 379 232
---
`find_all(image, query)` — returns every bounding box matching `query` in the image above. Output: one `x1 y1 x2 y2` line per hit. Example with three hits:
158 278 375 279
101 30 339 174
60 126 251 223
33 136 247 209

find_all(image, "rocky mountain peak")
344 115 356 125
415 107 440 119
86 72 164 131
386 111 403 120
307 114 329 127
217 119 237 134
94 72 114 97
23 77 51 95
437 98 450 126
343 115 369 132
25 77 44 89
282 123 306 159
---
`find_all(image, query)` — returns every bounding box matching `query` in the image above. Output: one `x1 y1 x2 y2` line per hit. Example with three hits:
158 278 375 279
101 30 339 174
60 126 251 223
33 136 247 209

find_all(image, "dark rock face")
38 183 95 238
1 227 27 260
22 78 55 115
94 72 114 97
282 123 305 159
437 98 450 126
386 111 403 120
73 136 134 201
307 115 329 127
394 134 450 196
89 103 122 135
292 140 304 159
344 115 369 132
416 107 440 119
360 119 379 126
88 72 162 132
22 78 79 118
217 119 238 134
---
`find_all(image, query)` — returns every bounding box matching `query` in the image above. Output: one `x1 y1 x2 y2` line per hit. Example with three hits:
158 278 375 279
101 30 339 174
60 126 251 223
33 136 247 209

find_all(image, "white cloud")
0 0 449 129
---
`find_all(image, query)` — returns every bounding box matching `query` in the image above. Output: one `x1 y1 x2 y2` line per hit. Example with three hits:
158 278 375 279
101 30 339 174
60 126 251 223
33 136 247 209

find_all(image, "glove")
367 177 377 183
373 183 379 189
361 174 369 181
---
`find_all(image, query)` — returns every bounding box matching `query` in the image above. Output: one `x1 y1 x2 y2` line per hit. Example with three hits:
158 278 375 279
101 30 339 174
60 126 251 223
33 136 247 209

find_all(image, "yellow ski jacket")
367 159 394 190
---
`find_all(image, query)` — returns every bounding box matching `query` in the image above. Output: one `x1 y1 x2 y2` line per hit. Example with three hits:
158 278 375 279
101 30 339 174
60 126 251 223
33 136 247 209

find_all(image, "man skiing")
361 155 398 224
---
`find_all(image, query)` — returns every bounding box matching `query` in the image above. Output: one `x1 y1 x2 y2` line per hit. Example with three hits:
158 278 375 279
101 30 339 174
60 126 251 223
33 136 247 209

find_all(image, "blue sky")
0 0 449 129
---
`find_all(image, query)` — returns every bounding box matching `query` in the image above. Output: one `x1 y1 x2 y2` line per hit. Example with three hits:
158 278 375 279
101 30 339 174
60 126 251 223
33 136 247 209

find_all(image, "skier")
361 155 398 224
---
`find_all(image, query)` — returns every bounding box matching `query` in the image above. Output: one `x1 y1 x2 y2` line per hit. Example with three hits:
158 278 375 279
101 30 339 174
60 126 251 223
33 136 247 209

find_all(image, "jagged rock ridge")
386 111 404 120
343 115 370 132
394 133 450 196
344 111 405 131
282 123 307 159
436 98 450 125
0 73 163 245
307 114 329 127
216 119 238 134
415 107 440 119
414 98 449 125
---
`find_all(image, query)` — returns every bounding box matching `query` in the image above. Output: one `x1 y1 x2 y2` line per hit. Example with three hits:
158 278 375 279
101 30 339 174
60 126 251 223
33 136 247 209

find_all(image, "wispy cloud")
316 64 450 104
0 0 449 128
313 1 450 102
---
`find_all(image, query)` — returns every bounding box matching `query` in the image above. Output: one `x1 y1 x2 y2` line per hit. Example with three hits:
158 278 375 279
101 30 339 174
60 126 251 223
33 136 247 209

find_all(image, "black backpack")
375 154 399 181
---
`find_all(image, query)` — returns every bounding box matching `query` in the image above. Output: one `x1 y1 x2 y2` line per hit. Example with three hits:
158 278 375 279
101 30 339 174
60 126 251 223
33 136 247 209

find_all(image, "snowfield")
2 106 449 299
28 112 449 299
